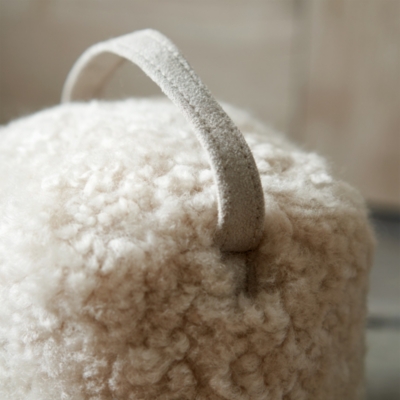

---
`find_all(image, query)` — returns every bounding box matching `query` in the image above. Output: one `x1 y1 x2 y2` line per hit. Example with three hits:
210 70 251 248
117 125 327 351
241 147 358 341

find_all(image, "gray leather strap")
62 29 264 252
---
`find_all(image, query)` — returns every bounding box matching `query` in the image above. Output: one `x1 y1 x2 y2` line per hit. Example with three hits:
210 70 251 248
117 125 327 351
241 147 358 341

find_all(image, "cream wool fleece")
0 98 374 399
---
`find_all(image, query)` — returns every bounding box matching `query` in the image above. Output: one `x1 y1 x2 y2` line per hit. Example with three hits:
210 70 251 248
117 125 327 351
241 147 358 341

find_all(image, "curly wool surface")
0 98 374 399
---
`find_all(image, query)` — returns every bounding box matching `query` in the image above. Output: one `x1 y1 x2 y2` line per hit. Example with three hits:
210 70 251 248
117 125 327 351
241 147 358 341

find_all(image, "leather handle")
62 29 265 252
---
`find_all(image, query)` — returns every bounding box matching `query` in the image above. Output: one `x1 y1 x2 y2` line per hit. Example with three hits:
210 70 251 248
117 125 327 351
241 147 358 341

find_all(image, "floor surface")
366 213 400 399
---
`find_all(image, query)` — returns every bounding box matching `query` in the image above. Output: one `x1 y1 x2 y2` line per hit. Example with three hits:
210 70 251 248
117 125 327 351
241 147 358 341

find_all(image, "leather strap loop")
62 29 264 252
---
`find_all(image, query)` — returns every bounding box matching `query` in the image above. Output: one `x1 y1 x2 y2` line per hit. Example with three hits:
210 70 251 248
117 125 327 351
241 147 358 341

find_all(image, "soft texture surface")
0 98 374 399
63 28 265 252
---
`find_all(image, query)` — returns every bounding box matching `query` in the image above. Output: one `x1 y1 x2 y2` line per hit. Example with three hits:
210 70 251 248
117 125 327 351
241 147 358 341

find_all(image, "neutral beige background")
0 0 399 209
295 0 400 210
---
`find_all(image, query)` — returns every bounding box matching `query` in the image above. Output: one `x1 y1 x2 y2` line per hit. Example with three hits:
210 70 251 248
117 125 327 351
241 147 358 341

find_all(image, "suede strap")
62 29 264 252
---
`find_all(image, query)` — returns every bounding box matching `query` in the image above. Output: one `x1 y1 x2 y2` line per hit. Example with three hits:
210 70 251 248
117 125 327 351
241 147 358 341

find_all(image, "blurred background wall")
0 1 399 398
1 0 399 212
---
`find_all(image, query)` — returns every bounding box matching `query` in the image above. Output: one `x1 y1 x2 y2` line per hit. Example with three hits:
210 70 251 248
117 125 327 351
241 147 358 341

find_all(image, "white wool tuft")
0 98 374 399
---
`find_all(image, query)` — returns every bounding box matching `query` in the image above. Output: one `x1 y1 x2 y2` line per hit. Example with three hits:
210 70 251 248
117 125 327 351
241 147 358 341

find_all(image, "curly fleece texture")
0 98 374 399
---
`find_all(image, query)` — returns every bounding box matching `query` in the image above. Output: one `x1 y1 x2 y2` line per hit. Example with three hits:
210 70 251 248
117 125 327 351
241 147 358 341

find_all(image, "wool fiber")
0 98 374 399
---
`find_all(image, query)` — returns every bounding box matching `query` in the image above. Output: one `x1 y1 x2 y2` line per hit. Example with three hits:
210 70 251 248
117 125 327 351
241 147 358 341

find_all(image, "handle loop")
62 29 264 252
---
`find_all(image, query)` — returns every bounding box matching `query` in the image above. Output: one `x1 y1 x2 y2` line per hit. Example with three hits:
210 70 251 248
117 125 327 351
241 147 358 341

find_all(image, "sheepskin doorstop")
0 29 374 400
